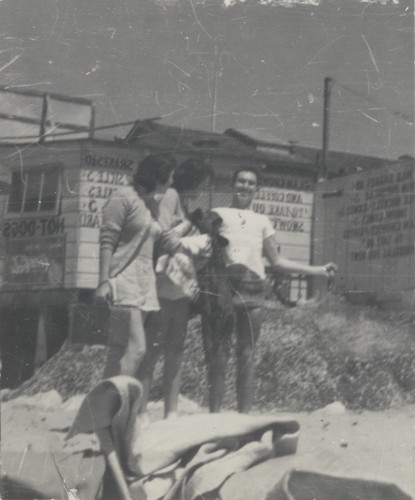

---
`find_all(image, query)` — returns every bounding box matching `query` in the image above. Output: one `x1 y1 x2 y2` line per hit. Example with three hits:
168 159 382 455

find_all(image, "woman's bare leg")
135 310 164 415
162 298 189 417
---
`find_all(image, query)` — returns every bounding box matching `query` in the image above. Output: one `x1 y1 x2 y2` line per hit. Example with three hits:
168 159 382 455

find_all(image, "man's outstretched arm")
263 233 337 277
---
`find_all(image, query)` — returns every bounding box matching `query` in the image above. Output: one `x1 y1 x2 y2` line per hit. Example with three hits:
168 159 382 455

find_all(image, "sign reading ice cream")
252 174 313 266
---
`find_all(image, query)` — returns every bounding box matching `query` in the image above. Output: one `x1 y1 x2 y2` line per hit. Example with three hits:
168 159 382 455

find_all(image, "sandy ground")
1 393 414 499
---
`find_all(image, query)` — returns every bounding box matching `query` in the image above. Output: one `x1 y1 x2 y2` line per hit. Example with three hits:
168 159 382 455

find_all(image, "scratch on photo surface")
360 111 380 123
65 174 77 195
48 0 60 39
159 106 189 119
0 54 21 73
0 48 20 55
5 82 52 88
165 58 192 78
14 145 24 182
178 80 192 91
155 90 161 108
296 36 345 76
16 445 29 475
364 69 372 94
108 99 121 125
361 34 379 73
189 0 214 40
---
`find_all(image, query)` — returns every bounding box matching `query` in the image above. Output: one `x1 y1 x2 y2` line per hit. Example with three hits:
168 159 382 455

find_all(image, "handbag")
68 303 137 347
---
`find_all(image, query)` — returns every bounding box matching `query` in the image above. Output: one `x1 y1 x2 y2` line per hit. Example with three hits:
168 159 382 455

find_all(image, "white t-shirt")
213 207 276 280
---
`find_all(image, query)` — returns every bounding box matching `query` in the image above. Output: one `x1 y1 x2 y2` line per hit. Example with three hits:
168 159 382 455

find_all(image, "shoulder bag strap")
110 224 152 278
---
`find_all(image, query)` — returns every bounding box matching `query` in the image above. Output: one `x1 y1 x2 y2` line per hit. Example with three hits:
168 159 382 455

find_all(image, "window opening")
7 166 61 215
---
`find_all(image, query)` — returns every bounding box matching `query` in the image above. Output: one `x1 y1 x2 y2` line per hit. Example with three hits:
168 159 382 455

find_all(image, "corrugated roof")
124 120 262 160
225 128 403 176
123 121 316 173
225 128 289 147
225 128 315 168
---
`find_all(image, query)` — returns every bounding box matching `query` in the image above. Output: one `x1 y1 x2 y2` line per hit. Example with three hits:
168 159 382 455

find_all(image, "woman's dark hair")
133 153 177 194
172 158 211 194
232 166 261 186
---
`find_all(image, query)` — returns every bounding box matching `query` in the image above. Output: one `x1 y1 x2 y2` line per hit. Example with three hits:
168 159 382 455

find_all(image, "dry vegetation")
4 294 414 412
174 295 415 411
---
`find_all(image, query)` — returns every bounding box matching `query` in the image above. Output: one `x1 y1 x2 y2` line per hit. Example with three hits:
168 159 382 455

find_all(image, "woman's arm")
95 247 114 302
263 233 337 277
169 190 193 237
170 219 193 238
95 195 126 302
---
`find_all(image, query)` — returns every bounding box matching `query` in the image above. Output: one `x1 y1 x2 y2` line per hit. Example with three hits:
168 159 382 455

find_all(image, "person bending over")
204 167 337 413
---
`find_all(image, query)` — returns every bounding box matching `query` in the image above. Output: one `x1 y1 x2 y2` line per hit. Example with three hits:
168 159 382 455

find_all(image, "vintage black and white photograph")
0 0 414 498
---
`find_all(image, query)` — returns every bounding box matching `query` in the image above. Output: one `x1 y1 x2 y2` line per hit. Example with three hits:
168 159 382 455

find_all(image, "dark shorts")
230 279 265 310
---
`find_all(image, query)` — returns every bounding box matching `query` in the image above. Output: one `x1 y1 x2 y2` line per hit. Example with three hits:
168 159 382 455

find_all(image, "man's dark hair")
232 166 261 186
173 158 211 194
133 153 177 193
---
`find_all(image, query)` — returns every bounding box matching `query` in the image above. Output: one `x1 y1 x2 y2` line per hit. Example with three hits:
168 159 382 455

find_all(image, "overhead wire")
333 78 414 125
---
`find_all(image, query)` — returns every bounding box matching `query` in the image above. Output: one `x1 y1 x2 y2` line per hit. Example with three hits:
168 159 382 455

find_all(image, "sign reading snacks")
4 235 66 288
79 151 136 229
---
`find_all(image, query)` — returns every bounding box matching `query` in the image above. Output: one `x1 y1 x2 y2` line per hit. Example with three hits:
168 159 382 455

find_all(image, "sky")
0 0 413 159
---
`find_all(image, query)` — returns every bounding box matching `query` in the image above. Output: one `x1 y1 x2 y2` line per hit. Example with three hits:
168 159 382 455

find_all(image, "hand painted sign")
339 165 414 262
3 217 65 239
79 150 137 229
4 235 66 288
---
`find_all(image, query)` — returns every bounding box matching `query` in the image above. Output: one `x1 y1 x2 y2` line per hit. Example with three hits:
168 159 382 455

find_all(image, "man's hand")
322 262 338 275
321 263 337 290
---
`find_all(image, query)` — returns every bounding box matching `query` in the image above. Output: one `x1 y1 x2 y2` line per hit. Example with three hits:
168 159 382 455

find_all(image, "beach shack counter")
0 140 141 386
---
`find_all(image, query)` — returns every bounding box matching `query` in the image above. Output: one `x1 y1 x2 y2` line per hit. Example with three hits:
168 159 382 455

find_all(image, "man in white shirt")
207 167 337 413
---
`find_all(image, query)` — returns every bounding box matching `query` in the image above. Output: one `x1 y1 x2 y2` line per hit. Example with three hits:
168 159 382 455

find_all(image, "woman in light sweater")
95 153 179 379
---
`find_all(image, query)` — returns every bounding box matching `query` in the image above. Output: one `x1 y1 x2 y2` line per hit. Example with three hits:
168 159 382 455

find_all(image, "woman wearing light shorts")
95 153 178 380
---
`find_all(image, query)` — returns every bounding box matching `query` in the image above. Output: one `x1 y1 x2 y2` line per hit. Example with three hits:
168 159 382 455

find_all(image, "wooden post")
208 163 214 210
34 308 48 370
39 94 49 143
320 77 333 181
89 104 96 139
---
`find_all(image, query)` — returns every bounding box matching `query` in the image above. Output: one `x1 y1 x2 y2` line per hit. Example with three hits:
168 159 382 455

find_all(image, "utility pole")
210 41 221 134
320 76 333 181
